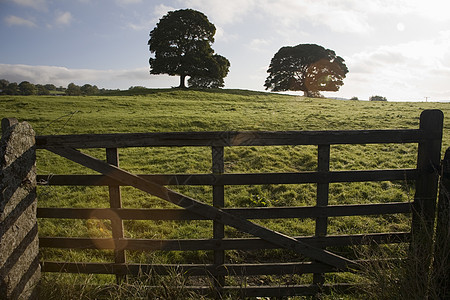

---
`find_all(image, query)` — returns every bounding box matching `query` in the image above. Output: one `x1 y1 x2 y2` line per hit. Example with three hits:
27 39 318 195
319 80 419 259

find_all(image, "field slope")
1 89 449 298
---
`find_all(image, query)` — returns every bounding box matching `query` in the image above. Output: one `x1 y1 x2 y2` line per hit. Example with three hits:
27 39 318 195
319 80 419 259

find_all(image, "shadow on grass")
104 87 294 98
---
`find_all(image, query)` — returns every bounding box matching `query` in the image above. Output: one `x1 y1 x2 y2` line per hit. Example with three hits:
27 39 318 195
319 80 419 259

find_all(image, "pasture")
1 89 449 298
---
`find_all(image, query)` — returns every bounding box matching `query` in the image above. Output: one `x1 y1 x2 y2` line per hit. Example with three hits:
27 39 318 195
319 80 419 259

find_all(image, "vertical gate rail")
28 109 444 298
105 148 126 283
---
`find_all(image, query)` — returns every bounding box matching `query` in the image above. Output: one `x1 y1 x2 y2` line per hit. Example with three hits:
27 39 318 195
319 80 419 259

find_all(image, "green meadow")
1 89 449 298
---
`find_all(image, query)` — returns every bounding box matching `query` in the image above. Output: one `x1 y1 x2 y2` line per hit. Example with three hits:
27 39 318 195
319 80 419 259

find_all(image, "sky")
1 0 450 101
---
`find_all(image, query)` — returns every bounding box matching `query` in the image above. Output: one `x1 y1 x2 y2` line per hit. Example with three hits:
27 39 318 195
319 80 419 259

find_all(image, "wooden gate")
35 109 443 297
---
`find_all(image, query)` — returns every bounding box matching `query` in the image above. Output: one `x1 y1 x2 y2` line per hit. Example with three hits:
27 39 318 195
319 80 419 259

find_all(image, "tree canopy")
80 84 99 95
18 81 36 95
66 83 82 96
148 9 229 89
264 44 348 97
188 54 230 88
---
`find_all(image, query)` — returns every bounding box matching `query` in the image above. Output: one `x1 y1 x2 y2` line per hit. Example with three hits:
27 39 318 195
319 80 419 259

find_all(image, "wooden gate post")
106 148 126 283
0 118 40 299
313 144 330 288
409 109 443 297
432 147 450 299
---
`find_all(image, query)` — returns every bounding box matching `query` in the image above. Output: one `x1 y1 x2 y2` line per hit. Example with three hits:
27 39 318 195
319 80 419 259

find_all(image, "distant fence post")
432 147 450 299
0 118 40 299
409 110 443 297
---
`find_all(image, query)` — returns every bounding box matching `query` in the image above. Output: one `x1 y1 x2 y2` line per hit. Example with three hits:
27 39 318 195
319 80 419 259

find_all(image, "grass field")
1 89 449 299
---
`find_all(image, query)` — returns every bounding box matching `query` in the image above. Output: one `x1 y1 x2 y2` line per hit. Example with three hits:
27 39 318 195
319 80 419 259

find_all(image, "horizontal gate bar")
37 202 412 220
39 232 410 251
36 129 430 149
37 169 419 186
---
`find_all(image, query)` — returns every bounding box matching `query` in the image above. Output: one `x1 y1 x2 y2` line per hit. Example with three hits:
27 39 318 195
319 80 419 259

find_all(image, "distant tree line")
369 95 388 101
0 79 113 96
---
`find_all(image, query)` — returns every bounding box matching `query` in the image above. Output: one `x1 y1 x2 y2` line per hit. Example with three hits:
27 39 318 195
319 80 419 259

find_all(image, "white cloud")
153 4 176 20
400 0 450 22
126 22 146 31
177 0 256 24
247 39 271 53
158 0 450 38
350 34 450 75
244 0 450 36
55 11 73 26
342 31 450 100
126 4 175 32
12 0 47 10
328 0 450 22
214 25 238 43
116 0 142 5
0 64 171 89
4 15 37 27
258 0 372 34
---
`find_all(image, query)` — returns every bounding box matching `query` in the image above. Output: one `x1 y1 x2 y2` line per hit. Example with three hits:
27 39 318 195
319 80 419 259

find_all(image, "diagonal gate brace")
47 147 355 270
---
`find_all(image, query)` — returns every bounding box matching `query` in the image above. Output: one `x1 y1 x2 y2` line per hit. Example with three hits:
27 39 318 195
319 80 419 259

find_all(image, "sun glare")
396 22 405 32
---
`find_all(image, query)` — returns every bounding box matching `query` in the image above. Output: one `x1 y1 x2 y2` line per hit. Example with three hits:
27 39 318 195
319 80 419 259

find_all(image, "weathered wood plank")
36 129 428 149
105 148 126 282
316 145 331 233
46 146 355 269
314 144 330 285
38 232 410 251
37 202 412 220
37 169 420 186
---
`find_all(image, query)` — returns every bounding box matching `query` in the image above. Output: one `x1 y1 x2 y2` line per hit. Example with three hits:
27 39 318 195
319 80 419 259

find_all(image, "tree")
148 9 229 88
36 84 50 95
3 82 18 95
0 79 9 92
188 54 230 88
18 81 36 95
369 95 387 101
264 44 348 97
80 84 99 95
44 84 56 91
66 83 81 96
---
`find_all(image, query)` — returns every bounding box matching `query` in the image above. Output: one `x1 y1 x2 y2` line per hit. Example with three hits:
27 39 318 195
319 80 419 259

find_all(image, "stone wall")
0 118 40 299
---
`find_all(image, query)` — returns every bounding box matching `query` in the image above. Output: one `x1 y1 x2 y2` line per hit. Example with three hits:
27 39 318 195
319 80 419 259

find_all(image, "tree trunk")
179 74 186 89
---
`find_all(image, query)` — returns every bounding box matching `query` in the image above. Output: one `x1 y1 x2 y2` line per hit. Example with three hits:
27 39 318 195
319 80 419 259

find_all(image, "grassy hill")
1 89 449 298
2 88 450 135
